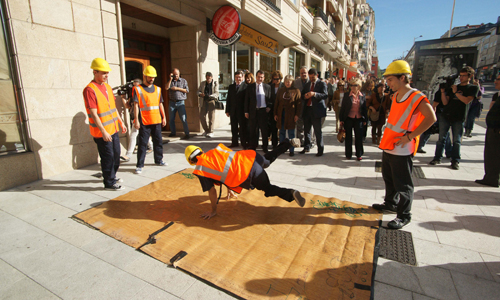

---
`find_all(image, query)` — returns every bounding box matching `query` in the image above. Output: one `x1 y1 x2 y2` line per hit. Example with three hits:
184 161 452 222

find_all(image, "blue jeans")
433 114 463 163
168 101 189 135
279 111 295 153
465 103 480 131
419 121 452 157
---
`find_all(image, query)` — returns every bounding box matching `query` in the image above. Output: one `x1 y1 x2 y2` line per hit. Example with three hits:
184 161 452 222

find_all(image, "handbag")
214 97 224 110
337 125 346 143
369 106 381 122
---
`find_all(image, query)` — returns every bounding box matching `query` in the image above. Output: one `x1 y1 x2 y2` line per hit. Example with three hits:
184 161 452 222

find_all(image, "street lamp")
414 35 423 43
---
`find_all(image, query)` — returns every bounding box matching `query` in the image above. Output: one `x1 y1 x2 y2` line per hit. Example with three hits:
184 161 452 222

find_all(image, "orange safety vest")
379 90 429 155
85 82 119 138
134 85 162 125
193 144 257 193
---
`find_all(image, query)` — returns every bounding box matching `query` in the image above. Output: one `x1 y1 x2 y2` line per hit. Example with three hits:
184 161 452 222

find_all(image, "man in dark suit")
299 68 328 156
245 70 271 152
226 71 248 148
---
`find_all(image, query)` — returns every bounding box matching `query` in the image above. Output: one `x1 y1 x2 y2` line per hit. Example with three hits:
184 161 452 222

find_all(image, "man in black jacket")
245 70 271 152
226 71 248 148
299 68 328 156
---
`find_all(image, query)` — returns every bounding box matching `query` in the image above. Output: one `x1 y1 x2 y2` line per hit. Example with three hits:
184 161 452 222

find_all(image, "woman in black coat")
339 78 368 160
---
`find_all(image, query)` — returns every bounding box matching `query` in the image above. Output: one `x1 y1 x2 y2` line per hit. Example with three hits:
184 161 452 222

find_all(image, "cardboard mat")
74 169 382 299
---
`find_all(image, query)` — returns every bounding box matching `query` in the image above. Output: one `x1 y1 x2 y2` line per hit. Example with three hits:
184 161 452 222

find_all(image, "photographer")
429 67 479 170
198 72 219 138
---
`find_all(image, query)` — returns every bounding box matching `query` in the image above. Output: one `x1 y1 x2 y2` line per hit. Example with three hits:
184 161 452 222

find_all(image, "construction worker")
185 138 305 220
373 60 436 229
133 65 167 174
83 58 127 190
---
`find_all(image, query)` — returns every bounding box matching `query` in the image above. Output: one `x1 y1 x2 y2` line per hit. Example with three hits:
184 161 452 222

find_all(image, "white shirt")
256 83 266 108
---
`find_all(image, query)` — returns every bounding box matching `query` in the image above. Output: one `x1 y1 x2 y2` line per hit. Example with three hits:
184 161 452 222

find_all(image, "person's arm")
159 102 166 127
441 88 450 105
134 102 140 129
244 86 251 119
165 74 173 90
225 86 232 117
295 90 302 122
200 186 218 220
121 95 131 109
89 108 112 141
114 105 127 134
211 81 219 99
311 82 328 101
395 101 437 147
273 90 280 120
198 82 204 98
451 85 475 104
178 80 189 94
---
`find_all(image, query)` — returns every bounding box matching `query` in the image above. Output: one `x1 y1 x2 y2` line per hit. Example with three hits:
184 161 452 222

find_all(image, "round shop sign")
210 6 241 45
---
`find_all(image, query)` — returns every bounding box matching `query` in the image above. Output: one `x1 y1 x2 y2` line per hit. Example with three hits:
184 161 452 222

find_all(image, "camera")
171 74 174 79
438 74 458 90
113 81 134 97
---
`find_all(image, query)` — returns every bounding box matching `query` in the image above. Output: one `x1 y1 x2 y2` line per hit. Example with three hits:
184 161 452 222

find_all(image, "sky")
370 0 499 69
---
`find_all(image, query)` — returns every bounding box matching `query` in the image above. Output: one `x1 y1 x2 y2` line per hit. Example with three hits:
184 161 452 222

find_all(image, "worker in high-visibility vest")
83 58 127 191
373 60 436 229
133 65 167 174
185 138 305 220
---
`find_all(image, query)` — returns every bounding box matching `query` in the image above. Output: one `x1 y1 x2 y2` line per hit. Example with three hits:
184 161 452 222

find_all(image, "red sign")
212 6 241 41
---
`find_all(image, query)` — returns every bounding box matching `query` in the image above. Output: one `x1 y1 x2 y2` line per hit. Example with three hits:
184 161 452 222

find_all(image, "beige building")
0 0 374 190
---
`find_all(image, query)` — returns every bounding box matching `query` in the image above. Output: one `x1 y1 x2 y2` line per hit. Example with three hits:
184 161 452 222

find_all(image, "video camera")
112 81 134 98
438 74 458 90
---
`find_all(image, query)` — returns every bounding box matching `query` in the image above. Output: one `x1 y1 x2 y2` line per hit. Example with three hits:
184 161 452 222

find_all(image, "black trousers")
251 139 294 202
268 113 279 148
344 117 364 158
303 106 324 153
482 128 500 186
94 132 120 187
230 113 249 147
382 151 414 219
137 120 163 168
230 114 240 145
249 108 269 150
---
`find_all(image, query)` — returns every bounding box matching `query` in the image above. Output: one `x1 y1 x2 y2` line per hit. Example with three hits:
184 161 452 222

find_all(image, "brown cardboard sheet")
74 169 382 299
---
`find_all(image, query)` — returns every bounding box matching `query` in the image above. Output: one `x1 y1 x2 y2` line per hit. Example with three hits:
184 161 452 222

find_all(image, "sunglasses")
273 78 280 81
351 84 359 87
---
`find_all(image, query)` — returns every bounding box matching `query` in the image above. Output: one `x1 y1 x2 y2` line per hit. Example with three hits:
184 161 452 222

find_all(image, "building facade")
0 0 375 190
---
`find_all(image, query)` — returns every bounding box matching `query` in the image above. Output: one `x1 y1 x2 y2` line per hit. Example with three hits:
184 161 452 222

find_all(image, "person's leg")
239 115 249 148
444 131 452 157
482 128 500 185
417 127 432 151
94 137 115 187
112 132 120 177
168 101 177 135
450 120 464 164
344 117 354 159
207 101 215 133
136 121 151 168
264 139 291 164
251 169 294 202
312 117 323 154
433 114 450 161
230 115 240 145
296 117 304 144
372 124 378 143
381 151 399 208
126 125 139 157
151 123 163 164
376 124 383 143
257 109 269 151
199 102 209 133
353 118 364 158
269 113 278 148
177 102 190 135
391 154 414 220
302 108 312 150
334 107 340 132
288 128 295 153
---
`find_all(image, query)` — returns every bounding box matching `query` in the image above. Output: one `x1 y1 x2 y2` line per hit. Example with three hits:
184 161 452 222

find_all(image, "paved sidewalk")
1 112 499 300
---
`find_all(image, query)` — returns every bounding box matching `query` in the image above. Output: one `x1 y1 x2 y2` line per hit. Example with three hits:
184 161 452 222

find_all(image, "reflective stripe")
97 108 117 117
220 151 235 183
386 92 424 134
216 145 230 153
136 87 148 108
385 122 406 133
140 105 160 111
194 165 224 177
101 118 117 126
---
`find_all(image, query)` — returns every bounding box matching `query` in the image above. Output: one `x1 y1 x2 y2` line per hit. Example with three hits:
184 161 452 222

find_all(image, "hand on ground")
200 211 217 220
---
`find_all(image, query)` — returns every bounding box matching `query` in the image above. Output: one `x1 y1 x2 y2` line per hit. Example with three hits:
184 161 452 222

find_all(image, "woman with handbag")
198 72 219 138
368 83 389 144
274 75 302 156
331 81 346 133
339 78 367 160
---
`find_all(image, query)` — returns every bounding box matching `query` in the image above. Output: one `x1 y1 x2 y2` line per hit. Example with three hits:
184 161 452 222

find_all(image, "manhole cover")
378 228 417 266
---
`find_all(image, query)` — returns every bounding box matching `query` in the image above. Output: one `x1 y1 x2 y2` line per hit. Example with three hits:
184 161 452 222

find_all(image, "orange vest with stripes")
85 82 119 138
379 90 429 155
193 144 257 193
134 85 162 125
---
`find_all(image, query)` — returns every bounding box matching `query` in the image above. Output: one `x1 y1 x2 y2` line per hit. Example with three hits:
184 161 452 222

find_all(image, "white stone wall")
5 0 124 182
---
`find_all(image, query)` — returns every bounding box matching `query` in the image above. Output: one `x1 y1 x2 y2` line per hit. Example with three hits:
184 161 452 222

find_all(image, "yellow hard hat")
90 58 112 72
143 65 157 77
383 60 412 76
185 145 202 165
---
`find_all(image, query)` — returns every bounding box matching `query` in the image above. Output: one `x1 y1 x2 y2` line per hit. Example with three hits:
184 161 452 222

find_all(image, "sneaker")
104 184 124 191
293 190 306 207
146 149 153 154
372 203 397 213
202 132 207 137
206 133 214 138
120 155 130 162
387 217 411 229
156 161 168 166
429 159 441 165
451 161 459 170
475 179 499 188
181 134 190 140
135 167 143 174
168 133 176 137
290 138 301 148
115 178 124 183
416 149 426 154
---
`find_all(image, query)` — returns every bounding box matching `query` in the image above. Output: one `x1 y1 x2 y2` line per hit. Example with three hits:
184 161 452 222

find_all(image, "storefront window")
236 42 251 73
292 50 305 78
259 52 277 84
311 59 319 71
218 45 232 101
0 8 26 155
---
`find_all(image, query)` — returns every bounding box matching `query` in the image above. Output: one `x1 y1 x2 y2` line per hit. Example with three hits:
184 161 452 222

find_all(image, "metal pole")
448 0 456 38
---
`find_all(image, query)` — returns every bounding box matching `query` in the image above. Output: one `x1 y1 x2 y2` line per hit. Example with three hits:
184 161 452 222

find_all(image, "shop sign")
239 24 278 55
210 6 241 45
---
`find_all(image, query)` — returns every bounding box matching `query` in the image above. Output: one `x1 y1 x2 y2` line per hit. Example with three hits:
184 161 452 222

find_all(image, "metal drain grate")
379 227 417 266
374 162 426 179
91 173 102 178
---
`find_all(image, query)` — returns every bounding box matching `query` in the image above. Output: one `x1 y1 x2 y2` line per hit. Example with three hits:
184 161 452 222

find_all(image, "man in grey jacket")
198 72 219 138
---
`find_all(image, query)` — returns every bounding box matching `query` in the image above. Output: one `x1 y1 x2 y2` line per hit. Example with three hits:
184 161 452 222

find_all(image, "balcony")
315 6 328 27
329 22 336 36
261 0 281 15
300 5 314 33
312 7 328 42
326 0 339 14
333 4 343 22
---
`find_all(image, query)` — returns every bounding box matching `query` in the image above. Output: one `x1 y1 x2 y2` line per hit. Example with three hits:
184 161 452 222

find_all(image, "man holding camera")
429 67 479 170
133 65 167 174
198 72 219 138
167 68 190 139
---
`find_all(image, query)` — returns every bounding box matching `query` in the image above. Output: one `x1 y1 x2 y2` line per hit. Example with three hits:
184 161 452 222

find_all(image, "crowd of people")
83 57 499 230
